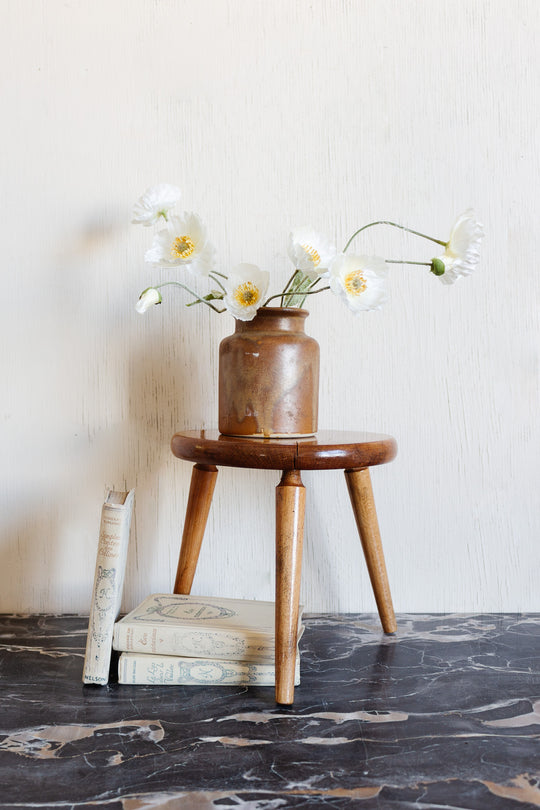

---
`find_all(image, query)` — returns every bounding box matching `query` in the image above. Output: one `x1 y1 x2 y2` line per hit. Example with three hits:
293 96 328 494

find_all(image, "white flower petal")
187 241 216 278
173 212 205 245
224 263 270 321
144 235 169 264
132 184 182 226
328 253 388 313
144 211 210 268
435 210 484 284
287 227 337 279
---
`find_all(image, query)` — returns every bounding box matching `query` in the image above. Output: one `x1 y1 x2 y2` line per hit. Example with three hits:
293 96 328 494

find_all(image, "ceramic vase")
218 307 320 438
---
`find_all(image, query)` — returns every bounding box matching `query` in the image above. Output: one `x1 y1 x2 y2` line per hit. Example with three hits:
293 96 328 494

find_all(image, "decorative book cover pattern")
121 593 279 632
82 490 134 685
113 593 304 663
118 651 301 686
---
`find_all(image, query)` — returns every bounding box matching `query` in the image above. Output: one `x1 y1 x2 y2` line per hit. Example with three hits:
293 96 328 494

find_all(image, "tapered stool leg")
275 469 305 704
345 467 397 634
174 463 218 594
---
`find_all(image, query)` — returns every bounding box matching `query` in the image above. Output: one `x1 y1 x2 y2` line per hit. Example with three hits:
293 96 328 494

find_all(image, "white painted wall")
1 0 538 614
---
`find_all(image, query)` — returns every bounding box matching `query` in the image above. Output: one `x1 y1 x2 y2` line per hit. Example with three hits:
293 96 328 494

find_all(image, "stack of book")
113 592 303 686
82 488 303 687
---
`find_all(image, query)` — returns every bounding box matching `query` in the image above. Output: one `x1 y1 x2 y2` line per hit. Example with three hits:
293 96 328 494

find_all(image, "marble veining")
0 613 539 808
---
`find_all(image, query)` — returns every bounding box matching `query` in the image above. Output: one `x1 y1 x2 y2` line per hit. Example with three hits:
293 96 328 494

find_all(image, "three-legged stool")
170 429 397 704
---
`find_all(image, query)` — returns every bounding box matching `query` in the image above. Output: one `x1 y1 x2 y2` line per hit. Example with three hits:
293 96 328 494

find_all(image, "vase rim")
233 305 310 331
255 306 309 317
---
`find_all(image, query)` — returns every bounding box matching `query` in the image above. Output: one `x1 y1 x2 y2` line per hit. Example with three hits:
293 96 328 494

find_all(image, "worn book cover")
82 489 135 685
118 650 301 686
113 593 304 663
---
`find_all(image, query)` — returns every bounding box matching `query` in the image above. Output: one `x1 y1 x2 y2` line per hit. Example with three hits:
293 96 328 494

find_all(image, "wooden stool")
170 429 397 704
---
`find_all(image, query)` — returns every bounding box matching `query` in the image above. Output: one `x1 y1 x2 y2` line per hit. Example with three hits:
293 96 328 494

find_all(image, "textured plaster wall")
1 0 538 613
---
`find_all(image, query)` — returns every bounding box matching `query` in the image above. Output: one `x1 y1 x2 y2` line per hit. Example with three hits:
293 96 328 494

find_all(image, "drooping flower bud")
136 287 162 313
430 258 446 276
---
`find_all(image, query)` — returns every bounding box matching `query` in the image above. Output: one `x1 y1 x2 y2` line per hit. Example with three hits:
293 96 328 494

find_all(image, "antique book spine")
82 489 135 685
112 621 276 662
118 652 300 686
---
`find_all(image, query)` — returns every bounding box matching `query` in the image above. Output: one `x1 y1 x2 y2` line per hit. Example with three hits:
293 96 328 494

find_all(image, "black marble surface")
1 613 539 808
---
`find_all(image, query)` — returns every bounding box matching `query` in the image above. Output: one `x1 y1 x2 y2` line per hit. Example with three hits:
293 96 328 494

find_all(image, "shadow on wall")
0 214 129 612
0 500 64 613
108 315 216 603
2 212 208 612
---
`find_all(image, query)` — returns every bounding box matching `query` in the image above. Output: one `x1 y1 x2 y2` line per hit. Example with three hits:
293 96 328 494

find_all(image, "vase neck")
235 307 308 334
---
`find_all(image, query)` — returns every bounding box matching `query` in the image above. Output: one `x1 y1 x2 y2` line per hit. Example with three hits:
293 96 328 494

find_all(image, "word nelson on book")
112 593 304 662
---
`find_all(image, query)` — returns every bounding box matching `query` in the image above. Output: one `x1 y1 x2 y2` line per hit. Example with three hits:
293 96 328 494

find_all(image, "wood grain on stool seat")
171 429 397 471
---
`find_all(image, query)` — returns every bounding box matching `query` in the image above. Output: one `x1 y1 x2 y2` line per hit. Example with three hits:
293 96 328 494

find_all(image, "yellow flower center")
171 235 195 259
301 243 321 267
234 281 260 307
344 269 367 296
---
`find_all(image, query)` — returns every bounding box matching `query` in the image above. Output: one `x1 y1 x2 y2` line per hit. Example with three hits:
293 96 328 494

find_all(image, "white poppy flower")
328 253 388 313
136 287 162 313
131 184 182 226
144 212 216 276
224 263 270 321
434 209 484 285
287 228 337 280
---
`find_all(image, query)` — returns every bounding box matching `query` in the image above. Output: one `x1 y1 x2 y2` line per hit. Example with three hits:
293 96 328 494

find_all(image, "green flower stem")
280 269 302 306
343 221 447 253
385 259 432 266
209 273 227 293
264 286 330 307
211 270 228 279
153 281 226 313
283 272 313 307
276 270 327 308
303 284 330 295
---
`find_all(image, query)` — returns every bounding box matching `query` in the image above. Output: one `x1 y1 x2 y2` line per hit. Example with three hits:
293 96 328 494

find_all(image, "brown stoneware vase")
218 307 320 438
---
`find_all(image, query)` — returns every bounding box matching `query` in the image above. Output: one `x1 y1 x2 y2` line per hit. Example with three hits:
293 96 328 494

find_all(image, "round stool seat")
171 429 397 471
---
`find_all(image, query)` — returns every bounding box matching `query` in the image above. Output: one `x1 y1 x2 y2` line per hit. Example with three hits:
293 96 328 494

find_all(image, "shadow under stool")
170 429 397 704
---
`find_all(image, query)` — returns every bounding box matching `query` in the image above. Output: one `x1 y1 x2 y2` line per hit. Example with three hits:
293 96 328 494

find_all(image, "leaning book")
112 593 304 663
118 651 300 686
82 489 135 685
